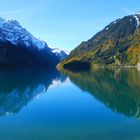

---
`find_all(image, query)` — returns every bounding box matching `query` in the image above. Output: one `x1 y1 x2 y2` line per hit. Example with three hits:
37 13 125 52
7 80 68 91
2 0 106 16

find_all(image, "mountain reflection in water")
0 69 66 116
62 68 140 118
1 67 140 120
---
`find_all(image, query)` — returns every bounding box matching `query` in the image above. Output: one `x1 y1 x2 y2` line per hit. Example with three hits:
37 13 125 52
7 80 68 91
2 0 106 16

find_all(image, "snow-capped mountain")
0 17 61 68
0 17 47 49
51 48 68 60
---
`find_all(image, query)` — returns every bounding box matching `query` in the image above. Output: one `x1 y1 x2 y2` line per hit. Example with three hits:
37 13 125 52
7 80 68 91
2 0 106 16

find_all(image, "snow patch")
0 17 47 49
52 48 70 55
113 21 117 24
133 15 140 28
52 48 62 54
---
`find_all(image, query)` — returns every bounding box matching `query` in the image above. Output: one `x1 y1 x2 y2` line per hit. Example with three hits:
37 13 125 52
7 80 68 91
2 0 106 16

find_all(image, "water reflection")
62 68 140 118
0 69 66 116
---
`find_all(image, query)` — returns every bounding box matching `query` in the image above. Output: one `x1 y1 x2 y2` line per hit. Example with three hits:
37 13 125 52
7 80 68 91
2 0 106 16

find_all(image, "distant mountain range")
51 48 68 60
58 13 140 71
0 17 67 68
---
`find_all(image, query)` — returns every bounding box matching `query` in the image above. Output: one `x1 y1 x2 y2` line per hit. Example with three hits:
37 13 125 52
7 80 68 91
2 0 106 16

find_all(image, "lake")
0 68 140 140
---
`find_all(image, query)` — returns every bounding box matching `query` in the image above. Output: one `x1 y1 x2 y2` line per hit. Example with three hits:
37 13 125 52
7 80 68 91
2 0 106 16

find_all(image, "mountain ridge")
0 17 67 68
58 13 140 70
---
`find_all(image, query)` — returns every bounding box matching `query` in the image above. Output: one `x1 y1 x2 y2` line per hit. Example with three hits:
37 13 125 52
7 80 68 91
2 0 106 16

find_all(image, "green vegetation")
61 67 140 118
58 14 140 70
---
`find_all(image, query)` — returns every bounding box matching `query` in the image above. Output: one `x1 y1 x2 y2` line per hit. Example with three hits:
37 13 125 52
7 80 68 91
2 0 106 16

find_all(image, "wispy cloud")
0 9 41 15
119 7 135 15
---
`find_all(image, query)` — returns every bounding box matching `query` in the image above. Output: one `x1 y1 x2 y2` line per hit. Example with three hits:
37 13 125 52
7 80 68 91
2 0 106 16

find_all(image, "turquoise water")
0 68 140 140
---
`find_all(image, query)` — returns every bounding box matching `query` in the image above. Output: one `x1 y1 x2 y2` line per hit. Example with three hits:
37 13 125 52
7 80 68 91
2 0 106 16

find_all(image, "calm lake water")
0 68 140 140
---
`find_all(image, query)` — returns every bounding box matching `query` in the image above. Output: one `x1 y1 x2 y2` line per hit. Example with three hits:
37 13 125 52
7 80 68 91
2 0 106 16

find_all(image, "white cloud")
0 9 41 16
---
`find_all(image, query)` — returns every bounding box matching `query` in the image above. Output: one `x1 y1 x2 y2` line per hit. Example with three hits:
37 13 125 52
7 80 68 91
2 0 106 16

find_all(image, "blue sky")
0 0 140 50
